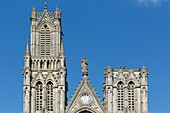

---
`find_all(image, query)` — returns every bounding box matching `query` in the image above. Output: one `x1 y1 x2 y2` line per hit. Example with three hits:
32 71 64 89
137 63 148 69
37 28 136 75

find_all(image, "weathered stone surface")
22 4 149 113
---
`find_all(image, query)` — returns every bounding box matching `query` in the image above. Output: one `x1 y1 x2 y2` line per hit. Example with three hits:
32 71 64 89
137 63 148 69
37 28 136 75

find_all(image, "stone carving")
81 57 88 75
23 5 149 113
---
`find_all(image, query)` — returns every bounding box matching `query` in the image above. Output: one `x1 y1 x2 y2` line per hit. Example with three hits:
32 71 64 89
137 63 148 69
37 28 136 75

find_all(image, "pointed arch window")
128 81 135 111
117 81 124 111
40 24 51 56
47 82 53 111
36 82 43 111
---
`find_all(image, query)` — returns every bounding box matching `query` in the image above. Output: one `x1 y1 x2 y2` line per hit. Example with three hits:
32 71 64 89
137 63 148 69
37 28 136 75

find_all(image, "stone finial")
31 6 36 19
44 2 47 10
140 66 148 75
104 66 113 77
56 7 61 19
81 57 88 76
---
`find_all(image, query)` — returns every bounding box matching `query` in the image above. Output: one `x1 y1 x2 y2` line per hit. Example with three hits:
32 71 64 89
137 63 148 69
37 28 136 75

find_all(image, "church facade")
22 5 149 113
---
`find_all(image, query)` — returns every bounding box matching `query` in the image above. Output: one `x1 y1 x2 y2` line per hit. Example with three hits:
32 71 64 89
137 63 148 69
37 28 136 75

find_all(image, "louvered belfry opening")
36 82 43 111
117 81 124 111
40 24 51 56
47 82 54 111
128 81 135 111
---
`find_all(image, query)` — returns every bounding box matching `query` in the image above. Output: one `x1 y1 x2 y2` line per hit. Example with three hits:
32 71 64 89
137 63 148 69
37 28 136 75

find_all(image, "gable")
66 77 104 113
32 9 57 30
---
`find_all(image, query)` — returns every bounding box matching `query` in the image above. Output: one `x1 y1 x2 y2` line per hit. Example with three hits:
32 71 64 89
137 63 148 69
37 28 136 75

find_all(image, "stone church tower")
23 4 67 113
22 4 149 113
103 66 148 113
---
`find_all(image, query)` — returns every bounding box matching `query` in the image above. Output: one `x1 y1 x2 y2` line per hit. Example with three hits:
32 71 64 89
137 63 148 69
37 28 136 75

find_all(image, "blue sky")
0 0 170 113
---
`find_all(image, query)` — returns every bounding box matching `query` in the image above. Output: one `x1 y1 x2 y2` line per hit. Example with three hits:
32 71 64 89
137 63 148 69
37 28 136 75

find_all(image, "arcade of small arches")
31 59 61 70
22 6 149 113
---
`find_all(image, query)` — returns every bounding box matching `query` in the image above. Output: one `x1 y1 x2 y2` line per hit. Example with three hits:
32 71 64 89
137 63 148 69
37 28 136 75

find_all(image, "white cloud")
138 0 160 5
135 0 170 6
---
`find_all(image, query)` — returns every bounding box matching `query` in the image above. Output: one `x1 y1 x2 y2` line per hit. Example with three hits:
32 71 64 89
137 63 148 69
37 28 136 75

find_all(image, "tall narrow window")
36 82 43 111
47 82 53 111
117 82 124 111
40 24 51 56
128 81 135 111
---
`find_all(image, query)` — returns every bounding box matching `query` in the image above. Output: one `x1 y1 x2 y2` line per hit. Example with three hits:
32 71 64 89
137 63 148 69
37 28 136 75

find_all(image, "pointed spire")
81 57 88 77
60 39 65 55
25 40 30 56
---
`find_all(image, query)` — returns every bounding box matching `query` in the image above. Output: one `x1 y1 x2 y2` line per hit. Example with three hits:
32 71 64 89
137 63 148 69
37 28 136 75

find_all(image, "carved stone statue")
81 57 88 75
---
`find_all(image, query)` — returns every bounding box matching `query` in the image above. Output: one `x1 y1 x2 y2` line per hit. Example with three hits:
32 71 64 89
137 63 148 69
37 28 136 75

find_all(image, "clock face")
80 94 92 105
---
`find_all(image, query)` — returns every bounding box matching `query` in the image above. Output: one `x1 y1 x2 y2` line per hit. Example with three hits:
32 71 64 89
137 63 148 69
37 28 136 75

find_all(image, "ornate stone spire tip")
56 6 62 19
25 39 30 55
142 65 148 69
56 6 59 10
44 2 47 10
32 6 36 10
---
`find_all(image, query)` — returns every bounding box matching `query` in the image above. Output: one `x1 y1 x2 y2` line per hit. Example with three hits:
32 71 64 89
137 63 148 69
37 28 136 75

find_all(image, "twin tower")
22 5 149 113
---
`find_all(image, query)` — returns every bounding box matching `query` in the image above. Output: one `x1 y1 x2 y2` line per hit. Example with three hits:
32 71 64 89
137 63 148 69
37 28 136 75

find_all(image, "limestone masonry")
22 4 149 113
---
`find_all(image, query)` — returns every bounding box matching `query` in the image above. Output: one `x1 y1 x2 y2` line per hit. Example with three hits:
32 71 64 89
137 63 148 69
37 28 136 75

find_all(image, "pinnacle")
60 39 65 54
24 40 30 56
32 6 36 11
44 2 47 10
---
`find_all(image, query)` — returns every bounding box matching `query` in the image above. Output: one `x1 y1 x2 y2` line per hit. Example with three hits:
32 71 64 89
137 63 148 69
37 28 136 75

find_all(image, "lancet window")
36 82 43 111
128 81 135 111
40 24 51 56
117 81 124 111
47 82 53 111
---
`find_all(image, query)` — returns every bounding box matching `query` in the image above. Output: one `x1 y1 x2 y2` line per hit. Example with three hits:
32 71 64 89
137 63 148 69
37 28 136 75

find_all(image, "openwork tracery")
36 81 43 111
128 81 135 111
117 81 124 111
47 81 54 111
40 24 51 56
